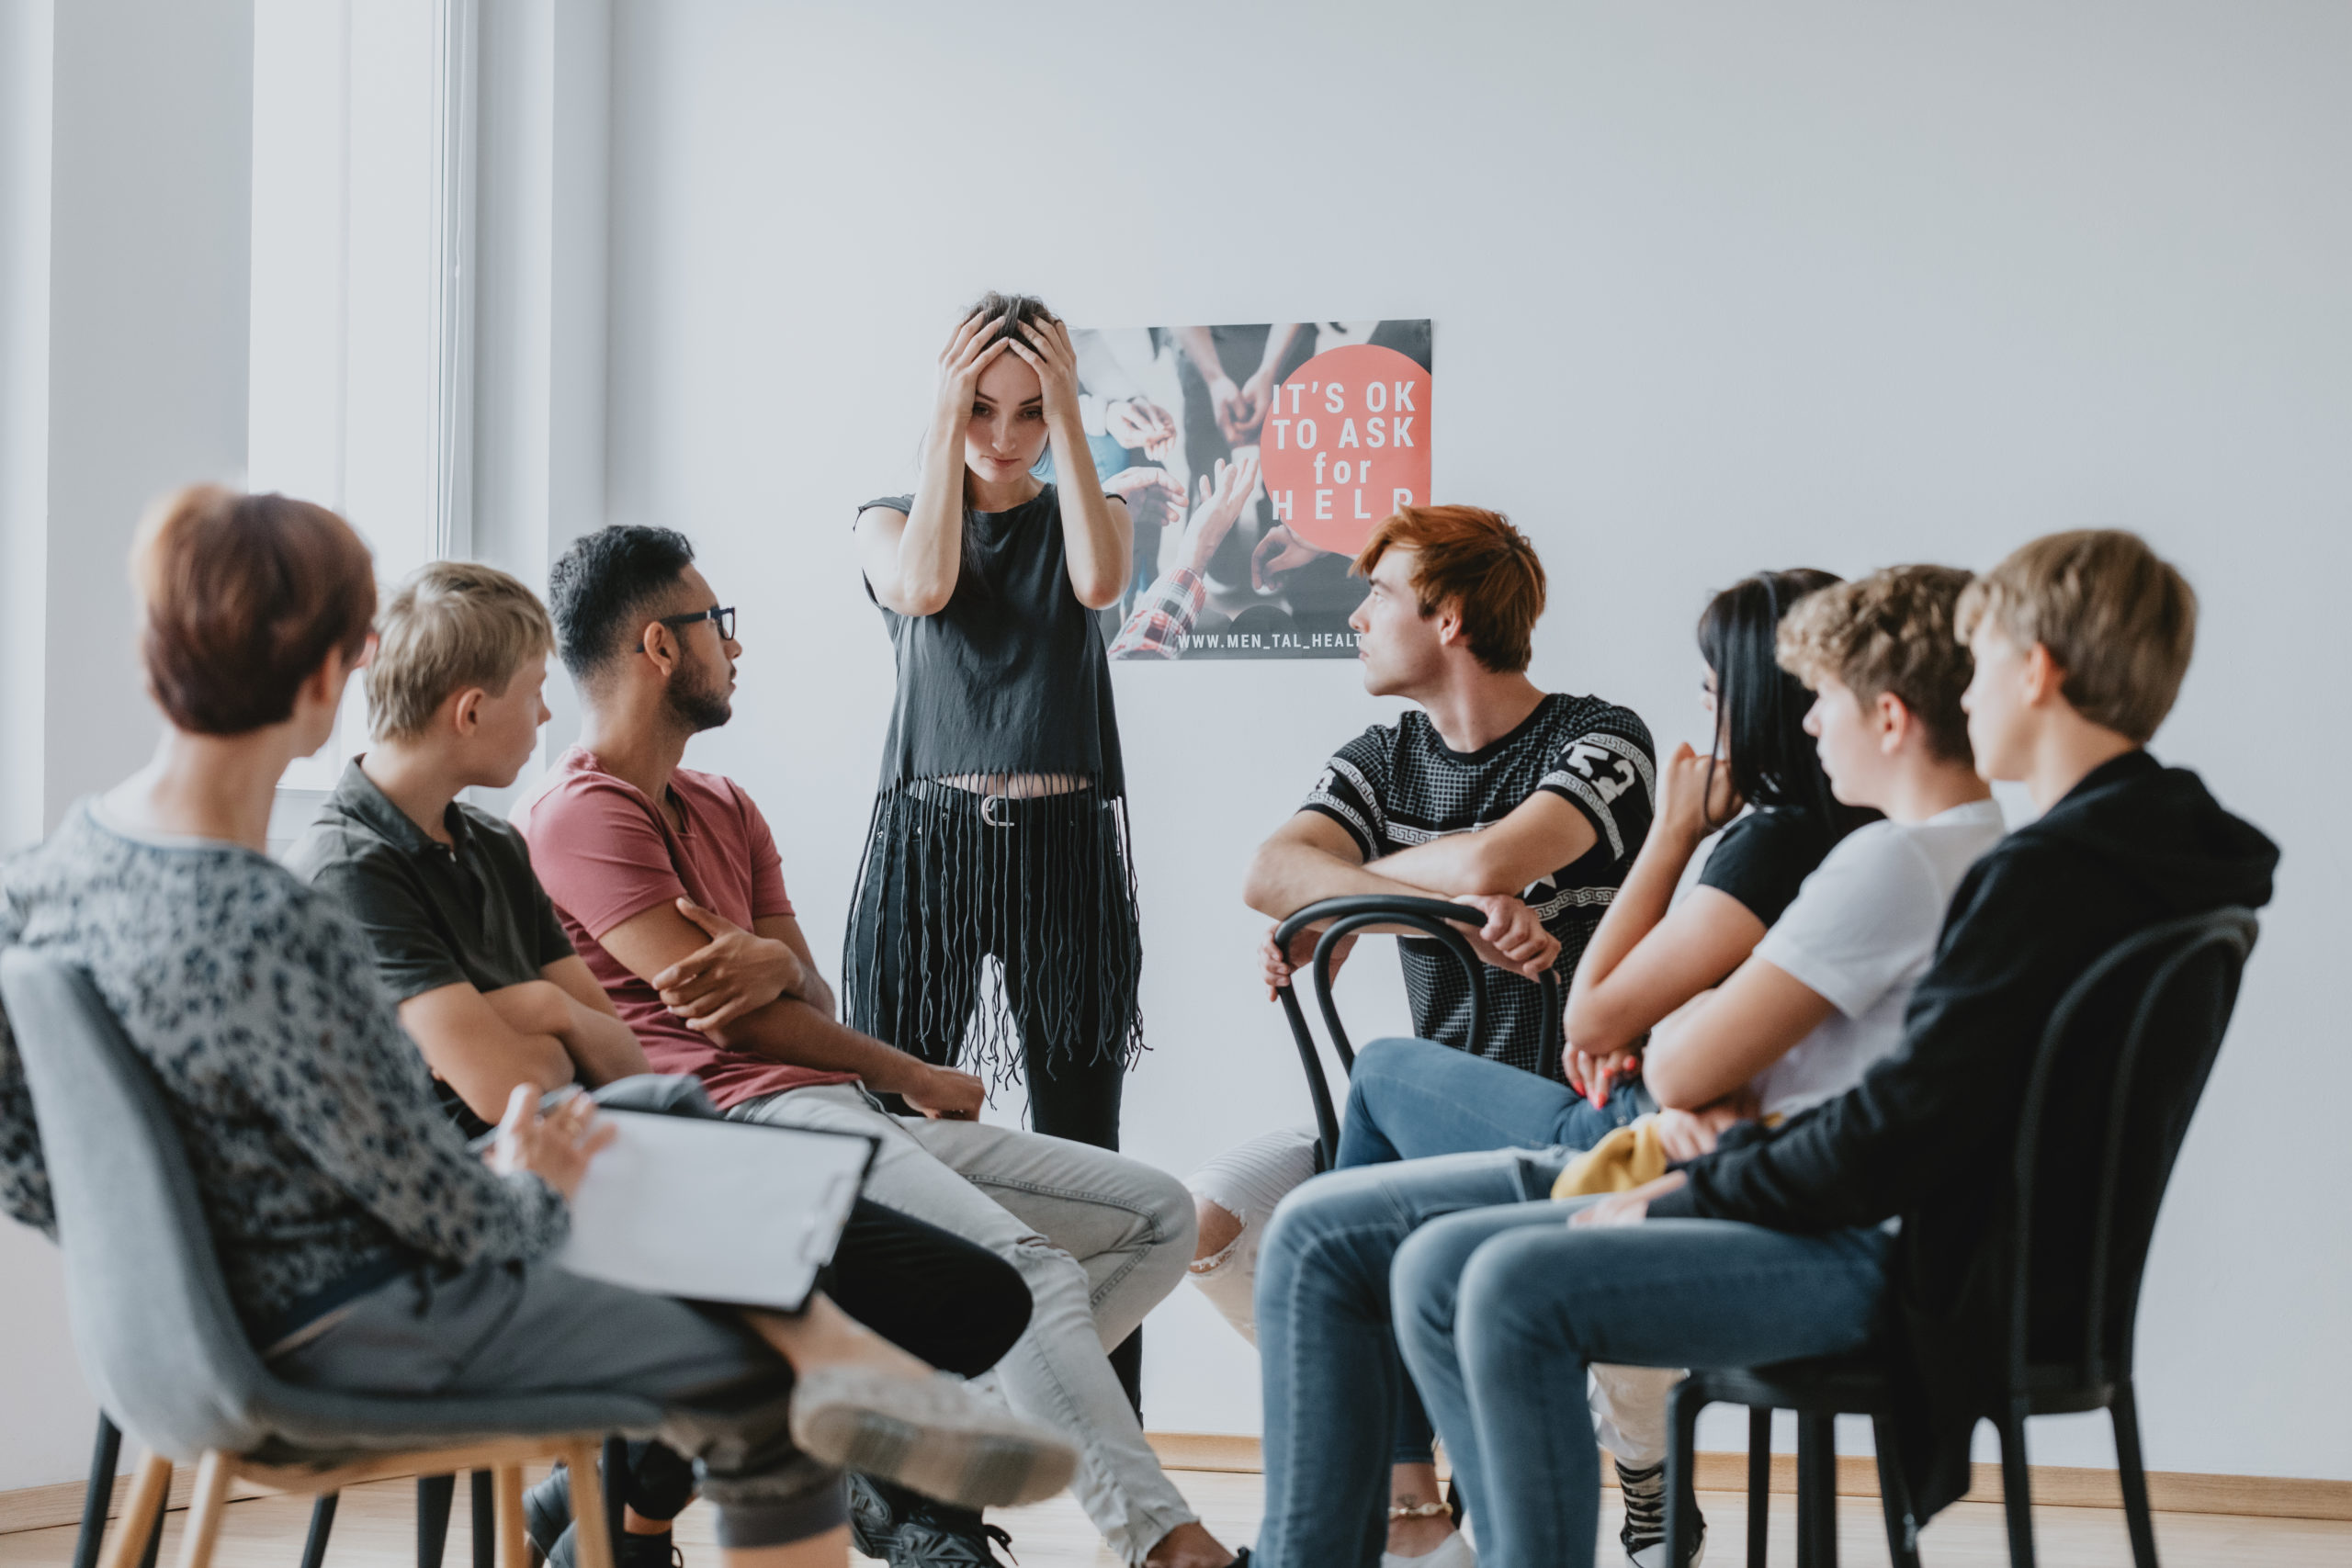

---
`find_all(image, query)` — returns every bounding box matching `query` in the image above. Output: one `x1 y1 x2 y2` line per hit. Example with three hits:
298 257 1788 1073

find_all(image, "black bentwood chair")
1664 907 2261 1568
1272 896 1564 1172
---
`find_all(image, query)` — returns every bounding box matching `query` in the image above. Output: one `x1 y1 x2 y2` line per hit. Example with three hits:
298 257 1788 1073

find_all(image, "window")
250 0 477 811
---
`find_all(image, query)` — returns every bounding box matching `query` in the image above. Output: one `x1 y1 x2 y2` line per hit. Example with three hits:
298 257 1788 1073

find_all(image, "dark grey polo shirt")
285 760 578 1134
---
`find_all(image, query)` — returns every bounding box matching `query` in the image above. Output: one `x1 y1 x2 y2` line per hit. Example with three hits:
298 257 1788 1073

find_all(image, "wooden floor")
2 1467 2346 1568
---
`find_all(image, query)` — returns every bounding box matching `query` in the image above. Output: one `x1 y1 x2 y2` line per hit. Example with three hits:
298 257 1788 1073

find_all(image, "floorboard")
3 1467 2346 1568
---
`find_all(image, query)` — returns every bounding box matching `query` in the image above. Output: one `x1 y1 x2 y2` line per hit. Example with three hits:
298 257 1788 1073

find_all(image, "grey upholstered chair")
1 950 656 1568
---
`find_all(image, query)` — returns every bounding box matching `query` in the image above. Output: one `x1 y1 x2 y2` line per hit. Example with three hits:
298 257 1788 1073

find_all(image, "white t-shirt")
1747 797 2007 1117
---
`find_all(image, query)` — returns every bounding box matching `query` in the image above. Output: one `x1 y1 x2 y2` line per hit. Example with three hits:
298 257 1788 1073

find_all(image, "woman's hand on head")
485 1085 614 1203
933 309 1016 431
1656 741 1742 848
1005 313 1082 425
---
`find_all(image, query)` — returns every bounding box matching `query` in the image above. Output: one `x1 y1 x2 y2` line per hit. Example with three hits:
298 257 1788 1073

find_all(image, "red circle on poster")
1253 344 1432 556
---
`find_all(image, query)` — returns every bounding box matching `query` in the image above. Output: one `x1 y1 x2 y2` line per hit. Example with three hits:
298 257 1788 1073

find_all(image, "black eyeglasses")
659 605 736 641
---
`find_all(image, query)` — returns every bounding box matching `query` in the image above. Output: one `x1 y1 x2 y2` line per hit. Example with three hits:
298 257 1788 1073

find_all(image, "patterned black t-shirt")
1301 693 1657 1077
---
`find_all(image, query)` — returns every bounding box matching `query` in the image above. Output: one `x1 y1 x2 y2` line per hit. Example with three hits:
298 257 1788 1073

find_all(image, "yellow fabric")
1550 1111 1788 1200
1551 1119 1671 1198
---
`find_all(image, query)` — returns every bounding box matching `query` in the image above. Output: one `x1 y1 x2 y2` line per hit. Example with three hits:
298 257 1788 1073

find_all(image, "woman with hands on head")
846 292 1177 1416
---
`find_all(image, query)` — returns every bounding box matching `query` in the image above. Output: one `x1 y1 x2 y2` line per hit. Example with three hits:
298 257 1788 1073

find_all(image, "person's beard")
664 653 732 733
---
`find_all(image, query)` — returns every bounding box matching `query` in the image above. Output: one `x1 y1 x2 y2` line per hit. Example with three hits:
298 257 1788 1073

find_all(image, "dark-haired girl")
847 294 1142 1148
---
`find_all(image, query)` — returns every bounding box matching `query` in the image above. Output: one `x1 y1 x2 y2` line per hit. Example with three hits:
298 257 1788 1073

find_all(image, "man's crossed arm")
399 955 650 1124
595 898 984 1120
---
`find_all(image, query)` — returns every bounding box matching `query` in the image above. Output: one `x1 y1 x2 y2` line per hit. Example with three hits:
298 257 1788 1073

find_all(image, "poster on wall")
1063 320 1431 660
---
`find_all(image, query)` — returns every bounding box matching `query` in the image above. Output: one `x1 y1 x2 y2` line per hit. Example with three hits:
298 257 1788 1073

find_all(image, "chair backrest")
2006 908 2258 1392
1272 894 1562 1166
2 949 279 1461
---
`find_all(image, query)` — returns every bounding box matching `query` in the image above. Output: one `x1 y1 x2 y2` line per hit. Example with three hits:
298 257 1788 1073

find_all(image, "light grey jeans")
731 1084 1198 1564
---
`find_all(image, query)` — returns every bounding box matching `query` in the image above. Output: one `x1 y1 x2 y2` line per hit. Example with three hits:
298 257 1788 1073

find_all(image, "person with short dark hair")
1388 531 2276 1568
520 524 1236 1568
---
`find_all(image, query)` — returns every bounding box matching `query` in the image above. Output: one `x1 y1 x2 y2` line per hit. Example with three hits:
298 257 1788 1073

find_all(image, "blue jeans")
1253 1149 1566 1568
1391 1202 1892 1568
1332 1036 1654 1170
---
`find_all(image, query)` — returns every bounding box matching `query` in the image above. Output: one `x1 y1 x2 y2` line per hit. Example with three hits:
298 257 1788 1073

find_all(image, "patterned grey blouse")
0 803 568 1339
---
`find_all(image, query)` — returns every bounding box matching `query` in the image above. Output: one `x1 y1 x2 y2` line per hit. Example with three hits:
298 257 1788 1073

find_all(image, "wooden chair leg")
73 1416 123 1568
1746 1407 1772 1568
98 1453 172 1568
1998 1401 2037 1568
173 1452 234 1568
562 1444 616 1568
491 1468 528 1568
299 1494 340 1568
138 1506 164 1568
2110 1383 2162 1568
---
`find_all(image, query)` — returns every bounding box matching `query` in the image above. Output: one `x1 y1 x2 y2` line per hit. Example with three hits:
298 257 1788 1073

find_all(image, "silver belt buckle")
980 793 1012 828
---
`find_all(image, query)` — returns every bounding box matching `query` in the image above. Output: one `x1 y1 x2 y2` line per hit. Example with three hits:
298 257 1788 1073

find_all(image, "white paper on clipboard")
554 1111 875 1313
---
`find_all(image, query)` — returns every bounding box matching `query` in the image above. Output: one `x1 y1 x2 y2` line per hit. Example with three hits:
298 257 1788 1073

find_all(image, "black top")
860 485 1125 794
1302 694 1657 1077
1649 750 2278 1516
285 760 579 1135
1695 806 1838 928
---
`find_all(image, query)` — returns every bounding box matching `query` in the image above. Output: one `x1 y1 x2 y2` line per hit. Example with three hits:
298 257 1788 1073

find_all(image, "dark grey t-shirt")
860 484 1126 793
286 761 578 1135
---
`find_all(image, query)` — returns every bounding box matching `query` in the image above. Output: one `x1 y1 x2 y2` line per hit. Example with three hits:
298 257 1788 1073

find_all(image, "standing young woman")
847 294 1159 1415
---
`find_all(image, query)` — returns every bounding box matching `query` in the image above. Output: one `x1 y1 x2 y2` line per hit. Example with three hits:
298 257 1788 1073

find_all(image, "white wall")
602 0 2352 1481
0 0 256 1492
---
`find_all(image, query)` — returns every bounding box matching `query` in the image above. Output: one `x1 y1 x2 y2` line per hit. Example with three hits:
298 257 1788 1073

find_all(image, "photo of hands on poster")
1054 320 1432 661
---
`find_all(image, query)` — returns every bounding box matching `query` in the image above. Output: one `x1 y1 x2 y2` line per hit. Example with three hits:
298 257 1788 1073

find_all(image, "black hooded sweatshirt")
1647 750 2278 1516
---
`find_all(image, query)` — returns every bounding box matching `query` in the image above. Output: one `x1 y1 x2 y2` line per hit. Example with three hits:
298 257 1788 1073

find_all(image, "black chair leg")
602 1438 629 1554
416 1475 457 1568
2110 1382 2161 1568
300 1494 341 1568
1666 1381 1707 1568
1869 1415 1921 1568
1746 1407 1771 1568
72 1416 122 1568
1998 1400 2037 1568
1797 1411 1838 1568
469 1472 495 1568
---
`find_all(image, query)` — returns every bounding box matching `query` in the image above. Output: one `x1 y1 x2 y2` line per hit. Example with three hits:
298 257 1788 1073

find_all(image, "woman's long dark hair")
1696 569 1879 840
944 291 1057 604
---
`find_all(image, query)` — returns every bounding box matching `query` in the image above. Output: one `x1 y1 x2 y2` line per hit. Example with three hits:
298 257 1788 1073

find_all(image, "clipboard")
549 1109 876 1313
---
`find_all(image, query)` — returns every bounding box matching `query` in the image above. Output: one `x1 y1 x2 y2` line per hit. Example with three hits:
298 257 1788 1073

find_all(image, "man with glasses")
515 526 1226 1568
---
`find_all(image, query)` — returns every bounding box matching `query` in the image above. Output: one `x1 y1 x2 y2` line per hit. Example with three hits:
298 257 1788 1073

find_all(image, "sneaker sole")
790 1371 1078 1511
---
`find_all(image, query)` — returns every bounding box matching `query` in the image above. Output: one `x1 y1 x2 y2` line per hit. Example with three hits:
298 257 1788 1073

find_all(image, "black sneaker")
845 1475 1017 1567
1615 1459 1704 1568
540 1523 682 1568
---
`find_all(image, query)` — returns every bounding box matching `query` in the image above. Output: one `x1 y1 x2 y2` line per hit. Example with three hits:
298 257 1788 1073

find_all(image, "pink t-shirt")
515 746 857 1108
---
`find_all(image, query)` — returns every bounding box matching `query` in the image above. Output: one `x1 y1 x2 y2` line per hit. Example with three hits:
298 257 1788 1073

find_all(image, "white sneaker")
1381 1531 1477 1568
